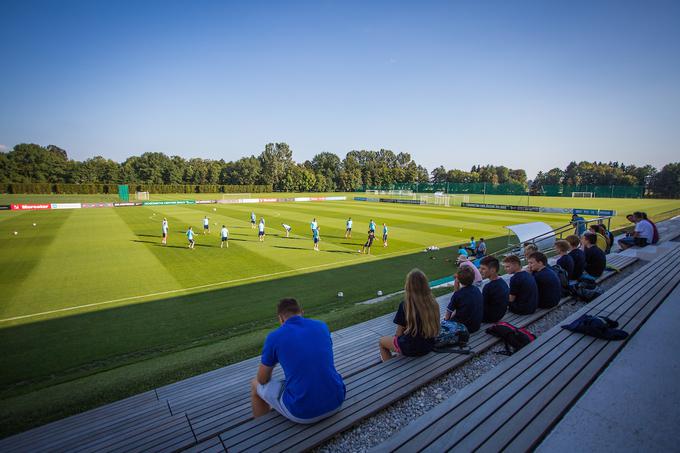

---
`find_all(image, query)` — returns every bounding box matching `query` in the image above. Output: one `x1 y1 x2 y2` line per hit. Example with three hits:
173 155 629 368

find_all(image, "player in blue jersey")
313 226 320 251
258 218 266 242
311 218 318 233
369 219 376 233
382 223 389 247
186 226 195 249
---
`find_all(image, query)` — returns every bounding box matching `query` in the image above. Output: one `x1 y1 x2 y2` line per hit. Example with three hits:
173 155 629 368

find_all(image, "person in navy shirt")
445 266 483 333
379 269 441 360
252 299 345 423
503 255 538 315
571 213 586 236
566 235 586 281
582 233 607 278
479 256 509 323
528 252 562 309
554 240 575 279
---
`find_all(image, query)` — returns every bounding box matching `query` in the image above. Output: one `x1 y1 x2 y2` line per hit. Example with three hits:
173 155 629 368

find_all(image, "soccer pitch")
0 193 678 436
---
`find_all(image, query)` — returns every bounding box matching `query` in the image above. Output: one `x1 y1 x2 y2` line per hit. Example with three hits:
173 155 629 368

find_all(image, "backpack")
649 220 659 244
550 264 570 295
486 322 535 355
569 279 604 302
434 320 471 354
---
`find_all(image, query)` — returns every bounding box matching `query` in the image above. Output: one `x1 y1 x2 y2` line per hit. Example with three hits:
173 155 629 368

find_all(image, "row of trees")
1 143 679 197
0 143 429 193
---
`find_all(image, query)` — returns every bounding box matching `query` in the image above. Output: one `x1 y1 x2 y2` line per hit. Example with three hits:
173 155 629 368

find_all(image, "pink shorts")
393 336 401 354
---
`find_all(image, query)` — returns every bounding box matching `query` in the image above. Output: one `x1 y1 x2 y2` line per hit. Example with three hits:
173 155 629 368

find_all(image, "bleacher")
1 216 678 452
372 243 680 452
0 255 638 452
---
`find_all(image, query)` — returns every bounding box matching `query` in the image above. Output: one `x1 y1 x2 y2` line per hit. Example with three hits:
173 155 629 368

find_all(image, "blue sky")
1 0 679 177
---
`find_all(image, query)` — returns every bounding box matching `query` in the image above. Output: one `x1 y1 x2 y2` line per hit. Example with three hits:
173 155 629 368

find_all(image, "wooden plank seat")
372 246 680 453
0 253 638 452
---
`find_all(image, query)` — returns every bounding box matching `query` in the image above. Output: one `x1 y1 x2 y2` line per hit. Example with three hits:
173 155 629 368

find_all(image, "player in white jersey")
345 217 353 238
258 218 266 242
203 216 210 234
161 218 169 245
220 225 229 248
282 223 292 238
311 218 318 233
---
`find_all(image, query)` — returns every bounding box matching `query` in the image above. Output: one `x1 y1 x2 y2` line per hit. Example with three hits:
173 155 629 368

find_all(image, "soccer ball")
337 291 344 297
459 228 463 232
32 223 36 227
13 231 18 235
213 208 217 212
377 290 383 296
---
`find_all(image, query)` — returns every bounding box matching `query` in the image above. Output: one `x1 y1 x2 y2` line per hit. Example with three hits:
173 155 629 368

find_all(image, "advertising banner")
142 200 196 206
81 202 115 208
113 202 143 207
11 204 52 211
0 205 10 210
325 196 347 201
572 208 599 216
51 203 82 210
598 209 616 216
461 202 540 212
294 197 311 202
540 207 572 214
217 199 241 204
241 198 260 204
195 200 217 204
379 198 425 205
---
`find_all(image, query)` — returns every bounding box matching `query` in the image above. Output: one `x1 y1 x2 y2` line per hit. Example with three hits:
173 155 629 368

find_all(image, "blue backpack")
434 320 471 354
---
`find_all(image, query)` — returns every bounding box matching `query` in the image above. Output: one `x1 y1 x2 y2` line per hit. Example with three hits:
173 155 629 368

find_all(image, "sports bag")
569 280 604 302
434 320 470 354
551 264 570 296
562 314 628 340
486 321 535 355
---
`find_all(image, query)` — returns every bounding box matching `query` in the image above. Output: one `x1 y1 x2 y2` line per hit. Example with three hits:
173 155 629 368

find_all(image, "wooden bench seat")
372 246 680 452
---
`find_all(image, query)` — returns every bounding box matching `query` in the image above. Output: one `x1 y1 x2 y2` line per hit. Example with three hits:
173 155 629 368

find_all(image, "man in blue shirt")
382 223 389 247
313 226 320 251
582 232 607 279
251 298 346 423
571 213 586 236
527 252 562 309
479 256 509 323
503 255 538 315
567 235 586 281
445 266 483 333
186 226 195 249
369 219 376 233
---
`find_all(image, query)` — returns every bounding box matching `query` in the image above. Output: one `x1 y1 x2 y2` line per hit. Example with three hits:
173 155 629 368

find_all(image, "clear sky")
1 0 679 177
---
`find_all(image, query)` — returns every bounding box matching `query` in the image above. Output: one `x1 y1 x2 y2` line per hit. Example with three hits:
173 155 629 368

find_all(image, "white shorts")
256 380 340 424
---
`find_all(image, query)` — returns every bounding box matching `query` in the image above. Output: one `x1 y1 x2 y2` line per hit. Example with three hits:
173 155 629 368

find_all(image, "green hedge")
1 183 273 195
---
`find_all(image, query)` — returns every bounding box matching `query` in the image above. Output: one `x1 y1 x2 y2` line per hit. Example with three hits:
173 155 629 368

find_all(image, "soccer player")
186 226 195 249
258 218 266 242
313 226 320 251
282 223 292 238
251 212 257 229
203 216 210 234
369 219 376 233
220 225 229 248
382 223 388 247
360 229 375 255
345 217 353 238
311 218 318 234
161 218 169 245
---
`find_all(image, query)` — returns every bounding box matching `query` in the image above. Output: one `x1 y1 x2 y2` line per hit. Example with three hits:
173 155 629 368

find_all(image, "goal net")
451 194 470 205
136 191 150 200
572 192 594 198
366 189 415 200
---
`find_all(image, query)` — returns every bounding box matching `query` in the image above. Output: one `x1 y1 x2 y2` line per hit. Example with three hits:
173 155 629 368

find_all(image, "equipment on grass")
572 192 594 198
377 290 383 296
337 291 344 298
136 191 150 200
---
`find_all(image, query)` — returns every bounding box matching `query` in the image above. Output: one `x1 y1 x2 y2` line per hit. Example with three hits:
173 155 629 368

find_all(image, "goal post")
450 194 470 205
136 191 150 200
571 192 594 198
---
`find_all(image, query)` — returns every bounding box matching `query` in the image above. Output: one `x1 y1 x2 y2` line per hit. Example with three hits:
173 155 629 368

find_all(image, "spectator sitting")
476 238 487 258
588 224 609 252
566 235 585 282
466 236 477 255
456 255 483 287
479 255 509 323
457 245 469 257
641 212 659 244
571 213 586 236
503 254 538 315
251 298 345 423
618 211 654 249
554 239 575 280
582 232 607 279
527 252 562 309
379 269 440 361
445 266 483 333
522 243 539 270
596 223 614 254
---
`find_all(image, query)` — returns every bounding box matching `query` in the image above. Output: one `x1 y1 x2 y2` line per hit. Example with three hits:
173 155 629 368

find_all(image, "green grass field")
0 192 678 437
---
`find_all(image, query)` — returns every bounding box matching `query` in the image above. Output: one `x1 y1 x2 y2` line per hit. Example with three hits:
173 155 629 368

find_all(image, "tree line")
1 142 679 197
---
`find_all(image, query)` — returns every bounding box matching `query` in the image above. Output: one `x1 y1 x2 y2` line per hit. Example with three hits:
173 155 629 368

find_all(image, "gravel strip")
316 261 646 453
